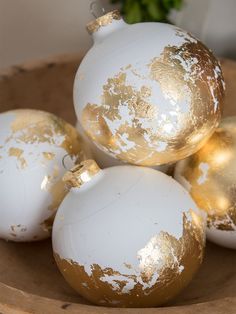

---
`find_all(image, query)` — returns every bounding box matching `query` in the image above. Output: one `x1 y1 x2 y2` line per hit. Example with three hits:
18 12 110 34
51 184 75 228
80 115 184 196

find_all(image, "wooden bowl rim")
1 281 236 314
0 53 84 78
1 55 236 314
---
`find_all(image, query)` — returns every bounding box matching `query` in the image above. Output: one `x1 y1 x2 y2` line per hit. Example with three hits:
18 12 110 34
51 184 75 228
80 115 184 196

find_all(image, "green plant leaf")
124 1 143 23
110 0 183 23
142 0 165 21
162 0 183 10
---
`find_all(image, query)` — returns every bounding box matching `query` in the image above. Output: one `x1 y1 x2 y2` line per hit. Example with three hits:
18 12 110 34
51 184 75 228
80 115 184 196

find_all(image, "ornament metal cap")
63 160 101 188
87 9 122 35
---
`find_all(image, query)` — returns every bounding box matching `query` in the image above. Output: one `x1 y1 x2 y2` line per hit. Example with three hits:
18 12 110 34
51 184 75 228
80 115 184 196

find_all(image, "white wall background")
0 0 235 69
0 0 117 69
170 0 236 60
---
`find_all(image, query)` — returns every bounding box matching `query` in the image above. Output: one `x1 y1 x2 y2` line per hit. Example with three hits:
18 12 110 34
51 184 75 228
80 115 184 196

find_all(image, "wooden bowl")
0 55 236 314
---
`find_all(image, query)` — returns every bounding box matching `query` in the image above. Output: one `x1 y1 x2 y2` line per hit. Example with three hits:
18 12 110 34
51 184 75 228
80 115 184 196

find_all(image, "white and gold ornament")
0 109 88 242
175 117 236 249
53 160 206 308
74 10 225 167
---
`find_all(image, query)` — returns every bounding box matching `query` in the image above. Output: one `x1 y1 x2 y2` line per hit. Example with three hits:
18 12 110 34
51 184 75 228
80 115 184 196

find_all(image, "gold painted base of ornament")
0 55 236 314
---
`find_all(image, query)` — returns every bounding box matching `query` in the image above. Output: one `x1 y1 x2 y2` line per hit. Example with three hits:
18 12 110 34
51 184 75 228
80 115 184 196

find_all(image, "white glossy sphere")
53 165 205 307
0 110 85 242
74 16 224 167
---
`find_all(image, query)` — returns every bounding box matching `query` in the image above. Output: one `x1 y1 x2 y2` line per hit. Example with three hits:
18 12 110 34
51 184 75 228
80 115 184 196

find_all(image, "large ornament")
0 109 88 242
175 117 236 249
53 160 206 308
74 10 225 167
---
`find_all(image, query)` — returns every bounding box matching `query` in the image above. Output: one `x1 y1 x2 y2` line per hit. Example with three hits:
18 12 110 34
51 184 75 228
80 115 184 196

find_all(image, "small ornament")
74 9 225 167
175 117 236 249
53 160 206 307
0 109 89 242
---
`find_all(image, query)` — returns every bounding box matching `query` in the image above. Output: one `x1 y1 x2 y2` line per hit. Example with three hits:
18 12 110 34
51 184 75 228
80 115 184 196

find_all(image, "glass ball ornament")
74 10 225 167
0 109 89 242
175 117 236 249
53 160 206 308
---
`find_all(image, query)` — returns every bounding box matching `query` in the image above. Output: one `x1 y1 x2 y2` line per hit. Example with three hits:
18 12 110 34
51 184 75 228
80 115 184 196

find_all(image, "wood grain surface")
0 55 236 314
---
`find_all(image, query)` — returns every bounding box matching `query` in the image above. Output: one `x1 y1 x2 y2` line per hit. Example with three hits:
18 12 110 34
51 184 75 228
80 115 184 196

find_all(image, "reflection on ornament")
0 109 88 242
211 149 232 167
74 11 225 166
75 120 171 173
53 160 206 307
175 116 236 249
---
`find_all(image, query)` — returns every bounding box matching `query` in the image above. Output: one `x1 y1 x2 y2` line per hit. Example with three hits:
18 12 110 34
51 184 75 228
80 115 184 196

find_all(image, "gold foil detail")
82 34 224 166
8 147 27 169
43 152 55 161
8 110 86 161
40 165 67 212
4 109 88 233
48 178 67 212
54 210 205 307
124 263 132 270
63 160 101 189
11 224 27 233
40 213 56 233
175 117 236 231
9 224 27 238
87 10 121 35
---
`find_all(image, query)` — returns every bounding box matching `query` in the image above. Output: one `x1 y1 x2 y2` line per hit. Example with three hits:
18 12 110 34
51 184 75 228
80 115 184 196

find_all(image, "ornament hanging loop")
90 1 106 19
62 154 72 171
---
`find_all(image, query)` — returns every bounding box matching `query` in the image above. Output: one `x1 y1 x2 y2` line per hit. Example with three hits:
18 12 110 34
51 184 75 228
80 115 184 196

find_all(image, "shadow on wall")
0 0 118 69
